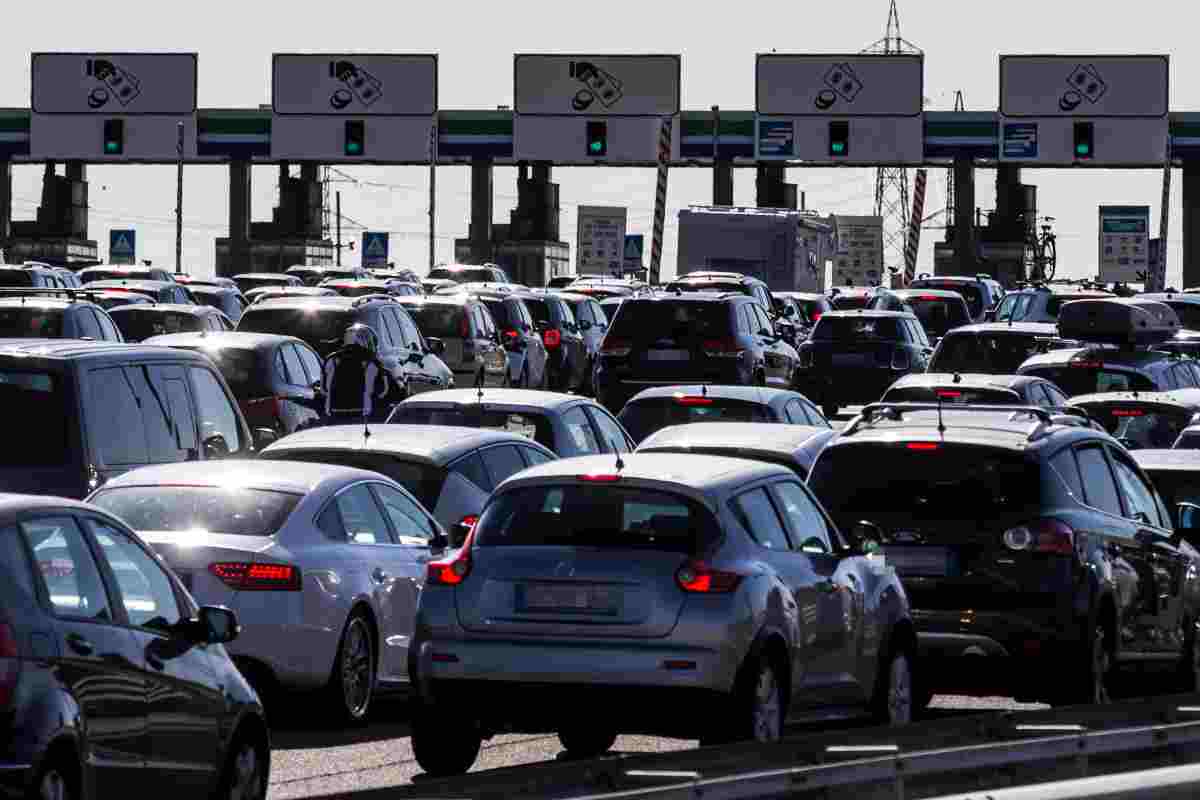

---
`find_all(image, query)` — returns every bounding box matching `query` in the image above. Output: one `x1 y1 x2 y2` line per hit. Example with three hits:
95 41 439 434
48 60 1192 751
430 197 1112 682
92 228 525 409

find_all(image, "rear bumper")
0 763 31 800
596 365 747 411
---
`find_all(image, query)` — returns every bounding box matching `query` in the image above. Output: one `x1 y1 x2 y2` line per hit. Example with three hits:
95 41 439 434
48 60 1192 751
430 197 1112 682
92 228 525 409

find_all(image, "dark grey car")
636 422 839 480
617 384 830 444
394 295 508 388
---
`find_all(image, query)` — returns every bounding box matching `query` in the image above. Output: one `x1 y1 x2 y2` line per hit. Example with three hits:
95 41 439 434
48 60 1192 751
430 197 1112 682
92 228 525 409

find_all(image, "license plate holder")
882 546 957 577
519 584 617 615
646 349 690 362
832 353 868 367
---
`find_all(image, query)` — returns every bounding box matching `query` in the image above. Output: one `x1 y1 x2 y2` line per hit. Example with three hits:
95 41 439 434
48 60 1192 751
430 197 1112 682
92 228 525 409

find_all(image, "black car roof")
626 385 806 406
819 310 916 320
141 331 298 351
0 339 214 363
108 303 214 317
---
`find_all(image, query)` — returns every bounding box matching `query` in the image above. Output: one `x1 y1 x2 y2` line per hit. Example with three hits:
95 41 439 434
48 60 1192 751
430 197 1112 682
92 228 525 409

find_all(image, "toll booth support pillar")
713 161 733 206
0 161 10 259
228 160 252 272
468 159 494 263
298 162 322 239
953 155 976 276
64 161 87 241
756 165 797 210
1183 162 1200 291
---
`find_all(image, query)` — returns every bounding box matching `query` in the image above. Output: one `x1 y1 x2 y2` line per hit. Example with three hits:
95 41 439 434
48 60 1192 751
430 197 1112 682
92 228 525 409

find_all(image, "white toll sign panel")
514 55 680 116
1000 55 1168 118
1098 205 1150 284
576 206 628 277
756 54 923 116
272 54 437 116
32 53 197 114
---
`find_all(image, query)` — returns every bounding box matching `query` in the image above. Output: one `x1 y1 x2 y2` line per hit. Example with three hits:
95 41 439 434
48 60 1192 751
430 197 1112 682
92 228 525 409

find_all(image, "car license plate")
882 546 955 577
832 353 868 367
646 349 689 361
520 584 616 614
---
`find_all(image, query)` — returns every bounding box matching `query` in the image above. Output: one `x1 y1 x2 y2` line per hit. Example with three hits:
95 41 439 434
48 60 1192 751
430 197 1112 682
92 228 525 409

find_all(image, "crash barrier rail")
926 762 1200 799
335 694 1200 800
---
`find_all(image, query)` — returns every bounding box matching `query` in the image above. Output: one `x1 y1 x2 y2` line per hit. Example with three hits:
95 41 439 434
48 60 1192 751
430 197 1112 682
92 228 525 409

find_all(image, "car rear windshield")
474 485 719 553
1079 405 1194 450
89 486 302 537
1022 366 1157 397
668 281 744 295
831 294 872 311
619 398 772 443
0 371 69 465
0 307 63 337
808 443 1042 529
406 304 467 338
267 450 448 510
480 299 514 328
113 310 204 341
913 282 985 319
238 307 356 353
1165 303 1200 330
881 386 1020 406
236 276 292 292
182 347 265 395
930 333 1052 374
811 316 902 341
608 301 730 341
905 296 971 337
388 405 554 450
430 268 494 284
84 270 158 283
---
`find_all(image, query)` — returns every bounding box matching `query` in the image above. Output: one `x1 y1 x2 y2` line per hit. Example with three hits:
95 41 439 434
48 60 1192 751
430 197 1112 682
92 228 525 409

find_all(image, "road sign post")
109 229 136 265
903 168 927 286
650 117 672 286
1152 142 1172 291
755 54 923 164
362 232 389 268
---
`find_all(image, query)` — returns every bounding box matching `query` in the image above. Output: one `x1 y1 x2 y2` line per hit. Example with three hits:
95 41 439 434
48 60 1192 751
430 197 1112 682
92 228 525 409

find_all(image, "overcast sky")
1 0 1191 285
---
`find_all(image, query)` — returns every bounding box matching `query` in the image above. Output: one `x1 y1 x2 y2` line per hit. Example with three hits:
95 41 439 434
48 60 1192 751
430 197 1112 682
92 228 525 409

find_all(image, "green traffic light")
1076 144 1090 156
104 142 119 154
346 142 362 155
831 142 846 154
589 140 603 154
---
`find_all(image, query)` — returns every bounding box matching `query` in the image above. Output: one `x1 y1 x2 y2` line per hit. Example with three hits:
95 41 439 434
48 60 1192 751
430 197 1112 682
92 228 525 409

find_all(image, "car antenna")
610 437 625 472
701 384 707 397
953 372 962 384
936 391 946 436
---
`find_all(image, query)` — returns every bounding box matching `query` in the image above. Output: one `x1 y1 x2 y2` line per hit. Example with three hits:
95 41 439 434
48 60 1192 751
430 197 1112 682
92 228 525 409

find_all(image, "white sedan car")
88 459 450 723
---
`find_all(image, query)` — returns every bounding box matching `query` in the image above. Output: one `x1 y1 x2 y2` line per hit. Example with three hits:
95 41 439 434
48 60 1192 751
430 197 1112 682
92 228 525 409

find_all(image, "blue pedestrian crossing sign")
622 234 644 272
361 232 389 267
109 229 136 265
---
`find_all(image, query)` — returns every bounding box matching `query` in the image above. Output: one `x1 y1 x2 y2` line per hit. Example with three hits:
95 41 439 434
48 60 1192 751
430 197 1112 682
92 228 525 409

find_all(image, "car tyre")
730 649 786 743
558 726 618 759
31 753 77 800
870 641 914 726
411 704 482 777
216 729 268 800
1178 618 1200 693
1054 623 1113 706
326 611 375 725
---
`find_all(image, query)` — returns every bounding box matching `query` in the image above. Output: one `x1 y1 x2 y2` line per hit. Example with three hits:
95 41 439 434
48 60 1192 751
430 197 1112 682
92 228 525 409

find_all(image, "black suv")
808 403 1200 708
928 322 1080 374
237 296 454 399
665 271 799 344
793 310 933 418
867 289 972 345
518 291 587 392
0 297 123 342
594 293 800 413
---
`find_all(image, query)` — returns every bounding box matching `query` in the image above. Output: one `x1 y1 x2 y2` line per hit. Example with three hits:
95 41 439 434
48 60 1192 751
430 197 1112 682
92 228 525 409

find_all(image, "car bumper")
0 763 31 800
596 366 747 411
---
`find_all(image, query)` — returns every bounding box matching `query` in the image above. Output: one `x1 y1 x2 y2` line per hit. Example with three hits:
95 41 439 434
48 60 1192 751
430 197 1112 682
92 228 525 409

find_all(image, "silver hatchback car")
409 452 914 776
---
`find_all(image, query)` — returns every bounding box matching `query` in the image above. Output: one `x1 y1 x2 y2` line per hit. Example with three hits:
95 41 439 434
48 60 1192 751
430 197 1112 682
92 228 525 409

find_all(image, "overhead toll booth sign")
513 54 681 164
271 54 437 163
998 55 1168 166
755 54 923 165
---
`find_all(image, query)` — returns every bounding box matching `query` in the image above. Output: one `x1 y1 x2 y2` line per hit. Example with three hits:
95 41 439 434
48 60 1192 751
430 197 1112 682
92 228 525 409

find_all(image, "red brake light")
1003 518 1075 556
676 395 713 406
208 562 302 591
906 442 940 451
459 315 470 337
1071 360 1105 369
935 390 962 399
917 295 941 301
675 561 743 594
578 473 622 482
1111 409 1145 417
427 547 472 586
0 623 18 708
459 515 479 529
600 338 632 357
543 328 562 349
504 329 519 339
810 312 823 322
702 338 742 358
243 396 283 417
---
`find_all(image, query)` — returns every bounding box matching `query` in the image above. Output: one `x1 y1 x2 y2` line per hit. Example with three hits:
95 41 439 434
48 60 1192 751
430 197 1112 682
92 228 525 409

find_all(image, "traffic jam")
6 263 1200 797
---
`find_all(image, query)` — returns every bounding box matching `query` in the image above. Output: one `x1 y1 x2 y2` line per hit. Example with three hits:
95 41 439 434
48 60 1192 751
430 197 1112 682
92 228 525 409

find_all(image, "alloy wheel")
887 652 913 725
341 618 373 719
228 740 265 800
39 770 68 800
752 663 783 742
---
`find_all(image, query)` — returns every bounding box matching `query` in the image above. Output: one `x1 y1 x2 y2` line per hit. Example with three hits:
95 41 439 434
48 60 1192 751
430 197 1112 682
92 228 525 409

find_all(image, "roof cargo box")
1057 298 1180 346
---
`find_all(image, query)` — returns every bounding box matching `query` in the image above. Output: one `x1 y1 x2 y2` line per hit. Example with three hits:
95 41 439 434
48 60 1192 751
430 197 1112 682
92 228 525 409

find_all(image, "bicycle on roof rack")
1024 216 1058 283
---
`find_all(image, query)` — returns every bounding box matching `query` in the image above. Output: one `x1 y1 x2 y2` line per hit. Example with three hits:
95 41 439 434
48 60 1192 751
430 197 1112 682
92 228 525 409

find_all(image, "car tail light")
543 328 562 349
427 546 472 586
810 312 823 323
600 338 632 357
504 329 519 340
459 514 479 529
702 338 742 358
906 442 940 451
1071 358 1104 369
1003 518 1075 556
0 623 19 708
209 562 302 591
936 390 962 399
891 347 911 370
578 473 621 482
675 561 743 594
459 315 470 337
243 396 283 417
917 295 941 301
1111 409 1145 417
675 395 712 406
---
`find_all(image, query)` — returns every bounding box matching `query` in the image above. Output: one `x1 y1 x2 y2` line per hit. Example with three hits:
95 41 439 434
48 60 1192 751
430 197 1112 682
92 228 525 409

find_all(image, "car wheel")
32 754 77 800
327 611 375 725
1179 618 1200 693
1055 623 1113 706
731 651 785 743
217 730 268 800
871 642 914 725
411 704 482 777
558 726 618 759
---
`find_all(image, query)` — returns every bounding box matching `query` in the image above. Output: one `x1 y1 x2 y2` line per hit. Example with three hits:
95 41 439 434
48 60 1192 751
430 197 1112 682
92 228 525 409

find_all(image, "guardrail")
927 762 1200 800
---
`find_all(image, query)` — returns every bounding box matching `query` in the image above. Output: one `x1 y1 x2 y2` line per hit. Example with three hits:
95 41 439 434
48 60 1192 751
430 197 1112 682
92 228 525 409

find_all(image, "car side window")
996 294 1019 321
370 484 437 544
449 452 492 492
1050 448 1085 499
281 345 308 388
1109 450 1166 528
334 484 393 545
562 406 601 454
752 304 775 337
518 446 554 467
1013 294 1034 321
273 348 290 384
732 488 791 550
374 311 399 347
481 445 530 487
736 305 753 335
585 406 632 453
75 308 103 340
806 400 832 428
86 519 185 631
397 310 424 350
94 309 121 341
20 517 112 622
159 370 198 456
1043 383 1069 408
784 399 810 425
591 302 608 328
89 367 149 465
574 301 593 325
296 343 323 385
189 367 245 455
1076 445 1124 517
769 481 833 554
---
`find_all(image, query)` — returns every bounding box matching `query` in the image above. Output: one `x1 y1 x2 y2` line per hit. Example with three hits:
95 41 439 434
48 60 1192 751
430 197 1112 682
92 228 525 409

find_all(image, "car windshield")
1081 405 1194 450
112 310 203 342
1022 366 1157 397
238 307 356 355
406 304 466 338
913 282 985 319
905 296 971 337
89 486 302 537
811 316 901 341
618 398 772 443
0 371 69 465
0 307 63 338
930 333 1052 374
266 450 448 511
430 268 495 284
609 301 729 342
809 443 1042 532
474 485 719 553
388 405 555 450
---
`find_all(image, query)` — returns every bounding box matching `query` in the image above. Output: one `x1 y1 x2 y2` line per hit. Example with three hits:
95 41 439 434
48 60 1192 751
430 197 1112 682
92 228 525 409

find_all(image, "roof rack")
350 293 396 307
844 402 1056 440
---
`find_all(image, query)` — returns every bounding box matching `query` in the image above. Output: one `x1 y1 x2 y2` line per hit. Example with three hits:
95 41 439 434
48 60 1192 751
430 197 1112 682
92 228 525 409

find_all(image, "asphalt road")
269 405 1031 799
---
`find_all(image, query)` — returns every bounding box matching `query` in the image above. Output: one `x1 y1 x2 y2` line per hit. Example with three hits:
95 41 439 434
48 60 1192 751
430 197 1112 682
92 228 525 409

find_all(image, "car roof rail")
845 402 1056 438
350 294 395 307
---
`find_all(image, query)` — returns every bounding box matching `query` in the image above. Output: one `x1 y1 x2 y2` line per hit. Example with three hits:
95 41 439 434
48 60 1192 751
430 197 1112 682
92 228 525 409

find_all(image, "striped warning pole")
649 116 673 285
902 168 928 287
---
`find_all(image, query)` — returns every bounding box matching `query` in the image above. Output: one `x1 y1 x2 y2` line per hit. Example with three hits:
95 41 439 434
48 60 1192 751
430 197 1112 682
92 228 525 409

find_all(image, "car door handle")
372 568 390 584
66 633 93 656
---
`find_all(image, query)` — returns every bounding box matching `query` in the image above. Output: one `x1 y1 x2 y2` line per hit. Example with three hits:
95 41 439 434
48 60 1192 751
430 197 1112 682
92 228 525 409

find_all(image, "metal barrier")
928 762 1200 799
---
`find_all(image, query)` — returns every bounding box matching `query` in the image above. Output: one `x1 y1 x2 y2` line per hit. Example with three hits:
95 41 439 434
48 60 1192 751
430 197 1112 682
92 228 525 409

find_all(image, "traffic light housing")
102 119 124 155
344 120 365 156
586 121 607 157
1073 121 1094 160
829 120 849 157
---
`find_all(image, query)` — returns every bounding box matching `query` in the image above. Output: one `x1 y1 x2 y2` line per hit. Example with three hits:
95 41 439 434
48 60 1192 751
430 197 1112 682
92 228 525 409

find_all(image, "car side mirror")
408 350 426 364
196 606 239 644
203 433 232 459
782 305 796 317
449 519 474 548
426 337 445 355
1178 502 1200 533
250 428 277 451
850 520 885 553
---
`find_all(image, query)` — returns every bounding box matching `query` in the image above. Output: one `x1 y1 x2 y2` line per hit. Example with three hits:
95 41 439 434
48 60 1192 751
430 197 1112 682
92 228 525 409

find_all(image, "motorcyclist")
322 323 398 422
